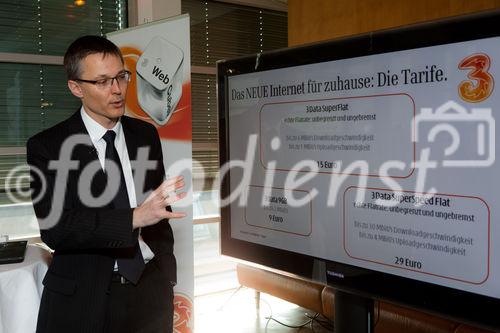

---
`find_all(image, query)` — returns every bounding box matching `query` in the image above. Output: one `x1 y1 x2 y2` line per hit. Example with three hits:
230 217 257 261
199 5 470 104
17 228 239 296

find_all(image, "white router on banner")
136 36 184 125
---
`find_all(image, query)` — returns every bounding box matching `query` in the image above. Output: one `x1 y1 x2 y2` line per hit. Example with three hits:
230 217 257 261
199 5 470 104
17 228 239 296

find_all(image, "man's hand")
132 176 187 229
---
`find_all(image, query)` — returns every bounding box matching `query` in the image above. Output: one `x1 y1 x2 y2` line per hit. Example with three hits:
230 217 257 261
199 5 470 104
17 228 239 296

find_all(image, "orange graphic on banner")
173 293 193 333
120 46 192 141
458 53 494 103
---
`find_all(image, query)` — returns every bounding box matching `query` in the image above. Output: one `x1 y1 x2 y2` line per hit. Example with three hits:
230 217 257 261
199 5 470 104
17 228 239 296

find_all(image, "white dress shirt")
80 107 155 264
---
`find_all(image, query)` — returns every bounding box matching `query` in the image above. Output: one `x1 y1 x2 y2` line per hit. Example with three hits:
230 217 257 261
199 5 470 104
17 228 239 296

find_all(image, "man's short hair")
63 35 124 80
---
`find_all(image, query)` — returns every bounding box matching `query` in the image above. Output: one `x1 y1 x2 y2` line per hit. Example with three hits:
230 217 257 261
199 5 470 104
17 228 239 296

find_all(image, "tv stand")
236 263 493 333
334 290 374 333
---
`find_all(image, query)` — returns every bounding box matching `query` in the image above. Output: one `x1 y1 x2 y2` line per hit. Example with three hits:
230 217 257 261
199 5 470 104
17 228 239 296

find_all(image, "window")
0 0 127 239
184 0 287 197
183 0 287 295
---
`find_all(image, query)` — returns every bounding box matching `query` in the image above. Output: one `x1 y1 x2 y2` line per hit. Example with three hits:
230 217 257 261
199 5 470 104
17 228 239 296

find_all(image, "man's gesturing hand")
133 176 187 229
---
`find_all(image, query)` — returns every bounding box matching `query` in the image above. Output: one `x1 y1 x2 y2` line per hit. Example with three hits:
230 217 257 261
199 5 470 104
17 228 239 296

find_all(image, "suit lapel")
66 110 99 164
121 116 144 204
122 117 139 162
121 116 153 205
65 110 108 198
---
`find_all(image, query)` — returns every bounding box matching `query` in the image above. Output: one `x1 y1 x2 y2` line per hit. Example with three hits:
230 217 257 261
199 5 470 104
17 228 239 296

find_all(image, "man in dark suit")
27 35 186 333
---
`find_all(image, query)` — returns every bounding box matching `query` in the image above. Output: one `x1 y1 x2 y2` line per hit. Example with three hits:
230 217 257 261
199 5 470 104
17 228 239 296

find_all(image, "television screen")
218 10 500 331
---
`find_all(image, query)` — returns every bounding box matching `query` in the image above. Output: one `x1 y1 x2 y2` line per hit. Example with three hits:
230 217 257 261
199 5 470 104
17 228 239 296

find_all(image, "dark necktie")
103 130 145 284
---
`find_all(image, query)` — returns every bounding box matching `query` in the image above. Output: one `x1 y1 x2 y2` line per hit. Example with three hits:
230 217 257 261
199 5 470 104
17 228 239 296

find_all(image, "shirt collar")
80 106 122 144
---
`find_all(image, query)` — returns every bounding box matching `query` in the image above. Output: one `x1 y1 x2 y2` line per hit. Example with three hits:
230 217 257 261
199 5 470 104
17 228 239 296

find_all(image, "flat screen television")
217 10 500 332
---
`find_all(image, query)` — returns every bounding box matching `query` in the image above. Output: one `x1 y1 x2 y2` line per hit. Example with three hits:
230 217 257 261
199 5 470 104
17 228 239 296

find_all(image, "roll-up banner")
108 14 193 333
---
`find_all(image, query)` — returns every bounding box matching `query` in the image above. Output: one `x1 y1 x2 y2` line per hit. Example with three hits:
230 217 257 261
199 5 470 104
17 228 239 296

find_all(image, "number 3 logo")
458 53 494 103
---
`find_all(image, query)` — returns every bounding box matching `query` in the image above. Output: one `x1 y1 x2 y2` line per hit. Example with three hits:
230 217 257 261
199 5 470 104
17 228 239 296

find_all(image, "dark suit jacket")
27 111 176 332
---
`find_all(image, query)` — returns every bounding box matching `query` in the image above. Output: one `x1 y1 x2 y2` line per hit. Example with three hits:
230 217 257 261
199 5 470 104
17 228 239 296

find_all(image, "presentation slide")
226 36 499 298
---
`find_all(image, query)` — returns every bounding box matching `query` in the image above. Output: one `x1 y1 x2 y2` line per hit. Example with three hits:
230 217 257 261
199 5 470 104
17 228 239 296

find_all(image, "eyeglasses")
75 70 131 88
